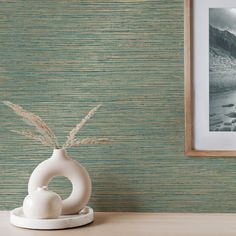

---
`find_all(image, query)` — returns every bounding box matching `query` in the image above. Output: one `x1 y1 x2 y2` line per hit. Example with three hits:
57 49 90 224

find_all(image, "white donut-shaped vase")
28 149 91 215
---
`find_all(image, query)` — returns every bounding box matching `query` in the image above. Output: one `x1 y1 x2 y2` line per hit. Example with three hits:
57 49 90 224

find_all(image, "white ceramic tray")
10 206 94 230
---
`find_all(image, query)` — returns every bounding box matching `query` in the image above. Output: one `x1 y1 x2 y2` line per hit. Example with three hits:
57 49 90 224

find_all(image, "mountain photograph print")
209 8 236 132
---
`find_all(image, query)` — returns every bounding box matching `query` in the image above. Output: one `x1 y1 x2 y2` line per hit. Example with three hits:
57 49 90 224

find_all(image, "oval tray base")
10 206 94 230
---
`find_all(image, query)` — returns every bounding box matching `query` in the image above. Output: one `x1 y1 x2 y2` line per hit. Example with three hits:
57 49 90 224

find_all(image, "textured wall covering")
1 0 234 213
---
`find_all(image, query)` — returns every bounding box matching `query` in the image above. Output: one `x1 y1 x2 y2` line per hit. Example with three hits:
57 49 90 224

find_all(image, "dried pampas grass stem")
63 104 102 148
11 130 53 147
73 137 111 147
3 101 59 148
3 101 111 150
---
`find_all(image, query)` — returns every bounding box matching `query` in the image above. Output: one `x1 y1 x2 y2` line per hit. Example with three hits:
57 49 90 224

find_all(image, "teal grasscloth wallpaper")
0 0 235 213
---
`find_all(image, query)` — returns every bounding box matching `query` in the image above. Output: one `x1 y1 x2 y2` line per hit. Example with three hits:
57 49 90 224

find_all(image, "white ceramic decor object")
3 102 104 229
23 186 62 219
28 149 92 215
10 206 94 230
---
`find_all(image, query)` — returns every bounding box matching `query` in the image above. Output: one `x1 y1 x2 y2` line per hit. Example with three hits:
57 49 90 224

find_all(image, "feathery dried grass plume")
3 101 59 148
3 101 111 150
11 130 53 147
72 137 111 147
63 104 102 148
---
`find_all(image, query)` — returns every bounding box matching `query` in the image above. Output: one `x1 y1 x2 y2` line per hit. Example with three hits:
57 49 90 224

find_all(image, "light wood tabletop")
2 211 236 236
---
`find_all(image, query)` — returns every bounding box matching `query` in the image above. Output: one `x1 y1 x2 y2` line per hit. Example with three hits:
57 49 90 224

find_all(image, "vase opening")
51 148 68 159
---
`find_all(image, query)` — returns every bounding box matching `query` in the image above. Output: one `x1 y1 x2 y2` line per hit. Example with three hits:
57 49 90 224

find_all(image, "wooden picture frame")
184 0 236 156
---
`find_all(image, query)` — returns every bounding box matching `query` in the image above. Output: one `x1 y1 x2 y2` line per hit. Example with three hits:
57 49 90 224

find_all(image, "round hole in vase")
48 176 72 200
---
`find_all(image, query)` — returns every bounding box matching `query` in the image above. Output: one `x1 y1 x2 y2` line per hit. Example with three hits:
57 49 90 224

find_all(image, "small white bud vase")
28 149 92 215
23 186 62 219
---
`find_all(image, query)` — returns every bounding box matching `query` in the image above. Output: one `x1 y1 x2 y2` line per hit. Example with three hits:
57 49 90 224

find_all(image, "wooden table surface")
2 212 236 236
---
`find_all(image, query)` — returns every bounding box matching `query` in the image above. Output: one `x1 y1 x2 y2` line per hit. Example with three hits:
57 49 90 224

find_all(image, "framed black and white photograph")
185 0 236 156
